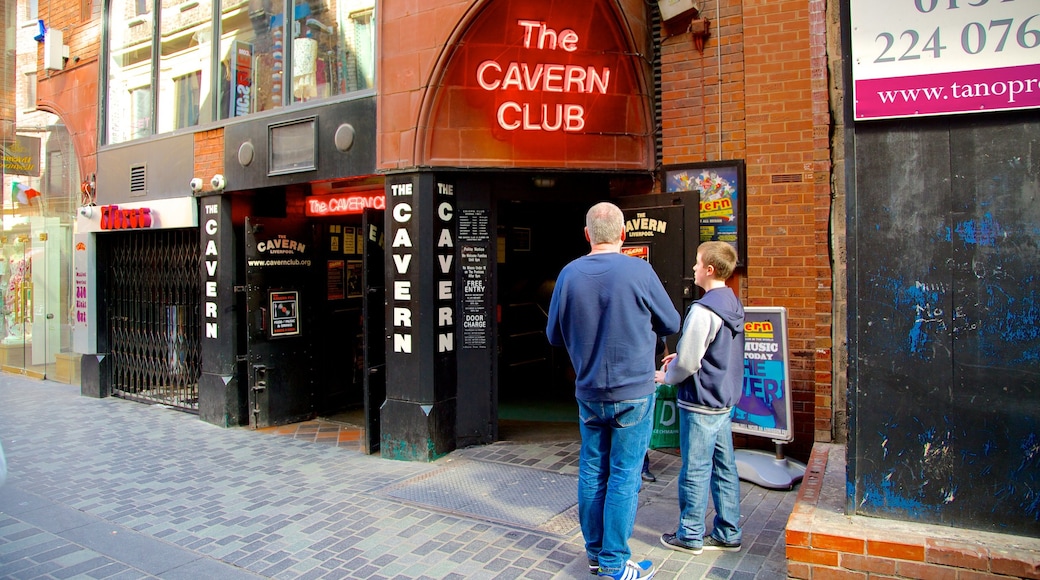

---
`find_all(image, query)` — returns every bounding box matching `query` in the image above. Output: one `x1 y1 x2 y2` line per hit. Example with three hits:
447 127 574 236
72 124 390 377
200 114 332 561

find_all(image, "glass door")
30 216 64 379
0 231 33 374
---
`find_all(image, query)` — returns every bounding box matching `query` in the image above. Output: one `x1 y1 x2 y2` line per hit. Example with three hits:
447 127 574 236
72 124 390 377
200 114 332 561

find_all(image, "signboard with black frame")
663 160 747 267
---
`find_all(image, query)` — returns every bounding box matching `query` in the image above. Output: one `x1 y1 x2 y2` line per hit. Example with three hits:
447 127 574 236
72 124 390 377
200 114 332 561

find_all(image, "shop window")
130 86 153 140
22 0 37 22
157 0 213 134
212 0 377 114
349 9 373 91
173 72 202 129
105 0 376 142
107 0 155 144
46 150 63 195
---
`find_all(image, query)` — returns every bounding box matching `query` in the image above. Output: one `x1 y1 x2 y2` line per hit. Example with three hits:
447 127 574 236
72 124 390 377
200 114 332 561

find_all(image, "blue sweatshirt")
546 252 681 402
662 287 745 412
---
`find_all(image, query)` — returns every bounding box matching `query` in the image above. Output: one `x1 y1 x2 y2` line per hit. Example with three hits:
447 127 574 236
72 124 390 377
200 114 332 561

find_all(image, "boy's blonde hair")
698 241 738 280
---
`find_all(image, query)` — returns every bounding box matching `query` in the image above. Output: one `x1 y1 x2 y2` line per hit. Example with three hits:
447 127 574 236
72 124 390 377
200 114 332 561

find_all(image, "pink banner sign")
855 63 1040 120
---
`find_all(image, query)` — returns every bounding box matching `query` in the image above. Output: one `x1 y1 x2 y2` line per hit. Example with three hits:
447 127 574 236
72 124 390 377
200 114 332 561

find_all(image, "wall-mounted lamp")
532 177 556 189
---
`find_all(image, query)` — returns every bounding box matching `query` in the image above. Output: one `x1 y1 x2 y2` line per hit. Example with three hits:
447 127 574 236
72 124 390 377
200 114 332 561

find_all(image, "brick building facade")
23 0 1040 577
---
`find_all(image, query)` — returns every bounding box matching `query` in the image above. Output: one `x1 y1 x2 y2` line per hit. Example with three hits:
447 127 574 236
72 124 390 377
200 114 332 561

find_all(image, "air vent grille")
771 173 803 184
130 164 146 196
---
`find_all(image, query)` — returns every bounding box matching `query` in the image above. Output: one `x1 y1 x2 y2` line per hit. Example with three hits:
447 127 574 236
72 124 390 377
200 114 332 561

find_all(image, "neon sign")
305 192 386 217
424 0 651 169
100 205 153 230
475 20 611 133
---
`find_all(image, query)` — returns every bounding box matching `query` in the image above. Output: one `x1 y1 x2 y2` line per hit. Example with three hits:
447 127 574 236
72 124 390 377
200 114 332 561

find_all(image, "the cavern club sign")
425 0 652 169
305 192 386 217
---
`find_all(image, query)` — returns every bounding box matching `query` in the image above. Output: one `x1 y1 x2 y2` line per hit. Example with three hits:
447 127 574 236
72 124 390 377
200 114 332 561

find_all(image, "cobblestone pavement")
0 375 795 579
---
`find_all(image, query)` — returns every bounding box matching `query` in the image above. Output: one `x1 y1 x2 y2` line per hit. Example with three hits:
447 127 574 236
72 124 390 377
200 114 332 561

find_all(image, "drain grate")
381 459 580 536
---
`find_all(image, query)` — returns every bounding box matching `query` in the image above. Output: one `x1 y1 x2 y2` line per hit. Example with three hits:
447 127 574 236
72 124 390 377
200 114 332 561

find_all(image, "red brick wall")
193 130 224 194
660 0 830 460
377 0 473 170
36 0 102 175
377 0 653 171
787 445 1040 580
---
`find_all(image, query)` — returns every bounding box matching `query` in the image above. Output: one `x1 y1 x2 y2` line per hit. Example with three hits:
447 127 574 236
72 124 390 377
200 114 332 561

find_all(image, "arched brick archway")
413 0 655 170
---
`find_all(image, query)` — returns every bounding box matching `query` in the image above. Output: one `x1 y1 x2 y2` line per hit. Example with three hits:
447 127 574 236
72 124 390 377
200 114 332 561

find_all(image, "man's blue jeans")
675 408 742 547
576 393 655 574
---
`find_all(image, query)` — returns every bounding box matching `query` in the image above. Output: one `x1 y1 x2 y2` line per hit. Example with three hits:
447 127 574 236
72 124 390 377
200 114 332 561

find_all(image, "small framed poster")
663 160 747 267
346 260 362 298
269 290 301 337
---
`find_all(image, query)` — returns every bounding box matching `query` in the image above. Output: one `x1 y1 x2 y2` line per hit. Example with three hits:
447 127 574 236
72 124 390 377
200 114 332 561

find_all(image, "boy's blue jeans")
676 408 742 547
576 393 655 575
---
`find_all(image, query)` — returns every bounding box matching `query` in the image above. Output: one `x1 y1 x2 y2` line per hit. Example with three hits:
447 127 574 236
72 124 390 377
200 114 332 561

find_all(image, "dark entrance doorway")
244 217 319 427
361 208 385 454
496 199 588 436
494 193 695 441
243 211 384 435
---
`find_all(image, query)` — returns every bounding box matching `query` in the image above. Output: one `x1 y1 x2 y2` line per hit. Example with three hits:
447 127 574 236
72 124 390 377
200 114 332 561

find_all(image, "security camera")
189 177 203 192
210 174 226 191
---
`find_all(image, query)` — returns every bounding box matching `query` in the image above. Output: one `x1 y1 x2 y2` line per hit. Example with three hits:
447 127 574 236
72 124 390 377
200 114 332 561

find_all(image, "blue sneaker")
597 559 656 580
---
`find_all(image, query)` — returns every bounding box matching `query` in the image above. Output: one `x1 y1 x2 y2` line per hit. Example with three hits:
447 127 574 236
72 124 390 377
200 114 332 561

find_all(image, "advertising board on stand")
733 307 806 490
851 0 1040 120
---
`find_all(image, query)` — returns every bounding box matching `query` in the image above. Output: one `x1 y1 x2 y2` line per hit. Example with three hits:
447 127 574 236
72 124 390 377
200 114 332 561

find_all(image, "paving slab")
0 375 795 579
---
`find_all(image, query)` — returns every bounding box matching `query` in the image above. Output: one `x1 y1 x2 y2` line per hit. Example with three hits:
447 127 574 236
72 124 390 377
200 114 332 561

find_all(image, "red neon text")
306 193 386 216
100 205 153 230
476 20 611 133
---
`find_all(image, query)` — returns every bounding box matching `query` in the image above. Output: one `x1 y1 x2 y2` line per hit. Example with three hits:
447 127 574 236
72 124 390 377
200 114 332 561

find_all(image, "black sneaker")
660 533 702 555
641 469 657 483
588 558 598 574
703 535 741 552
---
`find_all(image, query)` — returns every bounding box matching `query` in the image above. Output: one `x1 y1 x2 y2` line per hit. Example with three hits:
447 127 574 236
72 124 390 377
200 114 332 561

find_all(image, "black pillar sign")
734 306 793 443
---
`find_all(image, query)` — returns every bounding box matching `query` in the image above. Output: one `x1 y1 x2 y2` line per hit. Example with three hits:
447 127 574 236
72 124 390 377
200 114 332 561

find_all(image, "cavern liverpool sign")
423 0 652 169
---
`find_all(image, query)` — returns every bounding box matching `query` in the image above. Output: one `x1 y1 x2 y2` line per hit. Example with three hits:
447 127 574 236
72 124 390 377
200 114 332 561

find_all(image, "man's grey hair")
586 202 625 244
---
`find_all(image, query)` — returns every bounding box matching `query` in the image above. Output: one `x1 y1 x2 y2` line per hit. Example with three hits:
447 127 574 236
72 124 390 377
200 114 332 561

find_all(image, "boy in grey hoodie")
656 241 745 555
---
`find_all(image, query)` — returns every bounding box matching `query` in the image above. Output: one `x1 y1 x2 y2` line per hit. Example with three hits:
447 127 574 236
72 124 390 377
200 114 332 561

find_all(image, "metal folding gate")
107 229 202 411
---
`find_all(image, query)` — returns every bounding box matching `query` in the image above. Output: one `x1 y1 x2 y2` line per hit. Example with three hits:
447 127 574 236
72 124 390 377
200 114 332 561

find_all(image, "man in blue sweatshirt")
656 241 745 555
546 201 680 580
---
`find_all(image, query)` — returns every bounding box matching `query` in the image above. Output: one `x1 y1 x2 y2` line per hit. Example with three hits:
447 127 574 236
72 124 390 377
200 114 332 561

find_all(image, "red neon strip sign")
305 192 386 216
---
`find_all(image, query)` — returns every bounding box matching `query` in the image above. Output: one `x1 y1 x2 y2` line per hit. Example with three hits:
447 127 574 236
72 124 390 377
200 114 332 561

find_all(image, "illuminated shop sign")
100 205 153 230
77 197 199 233
305 192 386 216
426 0 650 168
475 20 611 133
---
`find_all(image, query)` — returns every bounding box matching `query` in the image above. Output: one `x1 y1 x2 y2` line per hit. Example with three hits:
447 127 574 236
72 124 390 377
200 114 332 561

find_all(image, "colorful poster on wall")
663 160 747 266
327 260 345 300
621 245 650 261
850 0 1040 119
733 306 793 443
269 290 300 337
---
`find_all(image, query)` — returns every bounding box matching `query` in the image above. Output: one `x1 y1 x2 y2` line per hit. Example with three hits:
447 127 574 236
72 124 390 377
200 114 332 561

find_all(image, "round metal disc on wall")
335 124 355 152
238 141 254 166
